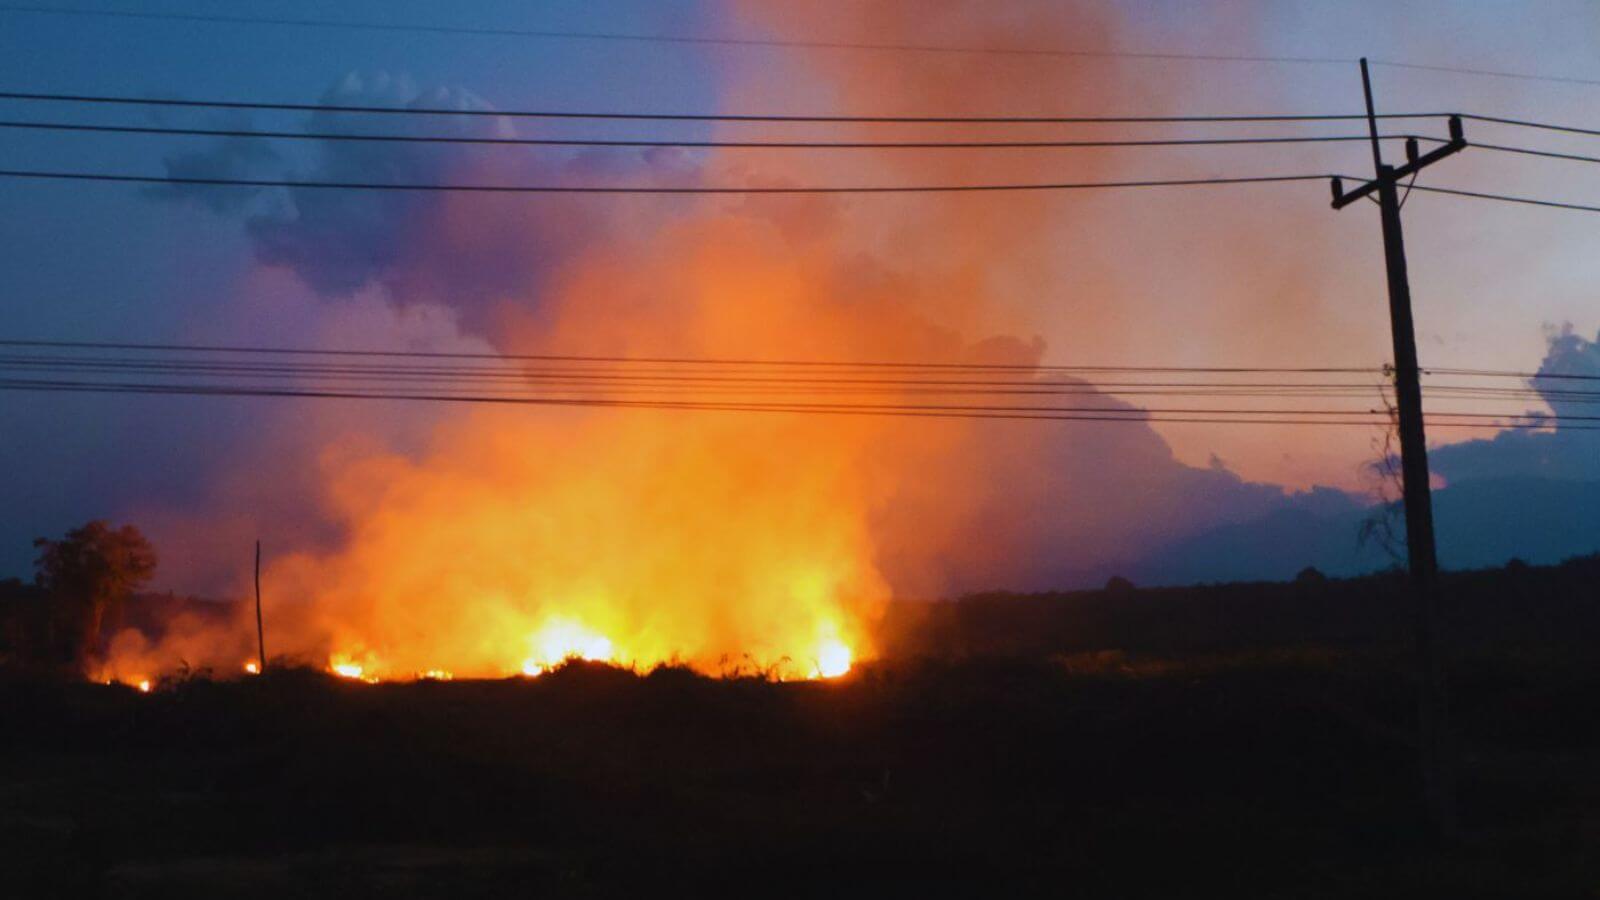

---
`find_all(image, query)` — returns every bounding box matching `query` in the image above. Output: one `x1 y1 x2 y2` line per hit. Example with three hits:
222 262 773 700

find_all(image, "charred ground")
3 557 1598 898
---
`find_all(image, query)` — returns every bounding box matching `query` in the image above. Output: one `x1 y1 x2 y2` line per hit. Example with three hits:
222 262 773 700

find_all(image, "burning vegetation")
6 1 1388 688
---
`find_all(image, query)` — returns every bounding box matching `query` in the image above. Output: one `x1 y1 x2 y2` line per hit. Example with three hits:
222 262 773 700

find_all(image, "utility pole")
255 540 266 673
1331 59 1466 837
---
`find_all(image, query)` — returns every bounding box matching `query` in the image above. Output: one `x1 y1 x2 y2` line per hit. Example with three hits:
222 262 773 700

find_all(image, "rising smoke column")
110 2 1332 681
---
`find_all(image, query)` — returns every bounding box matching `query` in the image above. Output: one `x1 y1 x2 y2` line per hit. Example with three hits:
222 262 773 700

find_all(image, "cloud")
1131 326 1600 582
150 71 699 337
143 114 283 213
1430 324 1600 483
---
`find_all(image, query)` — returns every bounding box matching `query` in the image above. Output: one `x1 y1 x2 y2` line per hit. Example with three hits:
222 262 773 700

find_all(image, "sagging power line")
0 168 1339 195
0 337 1387 373
0 119 1440 151
0 90 1450 125
4 376 1592 430
5 5 1599 91
0 345 1585 430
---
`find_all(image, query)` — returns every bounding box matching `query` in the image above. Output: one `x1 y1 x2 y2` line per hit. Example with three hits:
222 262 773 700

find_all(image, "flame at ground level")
224 394 890 686
317 615 855 683
815 639 853 679
103 212 1000 687
521 617 614 676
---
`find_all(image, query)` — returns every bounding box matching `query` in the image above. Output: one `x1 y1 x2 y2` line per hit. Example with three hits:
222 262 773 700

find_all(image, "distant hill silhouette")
1129 476 1600 585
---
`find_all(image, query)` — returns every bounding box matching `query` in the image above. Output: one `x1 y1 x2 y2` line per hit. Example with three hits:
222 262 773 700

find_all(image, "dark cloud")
1131 477 1600 584
151 72 699 336
144 115 282 213
1132 327 1600 584
1431 324 1600 483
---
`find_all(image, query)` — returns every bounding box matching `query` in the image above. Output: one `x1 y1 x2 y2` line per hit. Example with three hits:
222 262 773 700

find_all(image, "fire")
250 369 888 681
520 618 615 677
815 640 852 679
136 679 151 693
98 3 1102 682
244 661 259 675
329 655 379 683
88 1 1258 690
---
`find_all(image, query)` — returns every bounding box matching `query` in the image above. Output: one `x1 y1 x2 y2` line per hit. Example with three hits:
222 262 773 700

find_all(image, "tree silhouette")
34 521 157 671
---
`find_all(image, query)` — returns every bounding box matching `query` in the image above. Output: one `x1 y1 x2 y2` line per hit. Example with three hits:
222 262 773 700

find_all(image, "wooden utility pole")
1331 59 1466 836
254 540 266 673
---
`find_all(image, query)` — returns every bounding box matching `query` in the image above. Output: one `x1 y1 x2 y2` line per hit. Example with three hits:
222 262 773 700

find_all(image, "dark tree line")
0 520 156 676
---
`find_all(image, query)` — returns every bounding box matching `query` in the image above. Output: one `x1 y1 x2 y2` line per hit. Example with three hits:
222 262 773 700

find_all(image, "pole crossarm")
1331 115 1466 209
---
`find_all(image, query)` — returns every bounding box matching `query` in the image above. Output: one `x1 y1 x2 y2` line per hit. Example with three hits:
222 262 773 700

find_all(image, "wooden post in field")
254 540 266 672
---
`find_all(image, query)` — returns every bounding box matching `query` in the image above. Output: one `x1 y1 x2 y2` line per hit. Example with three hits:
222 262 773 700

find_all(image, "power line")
0 167 1337 195
0 377 1387 426
0 354 1392 389
0 118 1432 151
0 337 1383 374
3 343 1583 427
7 376 1592 429
13 114 1600 190
2 354 1587 419
0 5 1352 65
1334 172 1600 215
1459 112 1600 139
21 354 1581 404
1371 59 1600 89
6 5 1599 90
14 90 1600 144
1401 183 1600 215
0 352 1406 404
1471 142 1600 167
1426 367 1600 382
0 90 1448 125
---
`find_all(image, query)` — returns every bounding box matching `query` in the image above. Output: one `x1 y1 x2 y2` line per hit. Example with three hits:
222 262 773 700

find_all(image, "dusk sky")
10 7 1600 892
3 0 1599 605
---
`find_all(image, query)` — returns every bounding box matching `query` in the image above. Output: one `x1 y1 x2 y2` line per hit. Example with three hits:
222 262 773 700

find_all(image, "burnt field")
4 559 1599 899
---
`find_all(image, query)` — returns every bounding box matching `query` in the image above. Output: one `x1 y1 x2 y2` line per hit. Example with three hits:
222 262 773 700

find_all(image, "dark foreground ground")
3 560 1599 898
